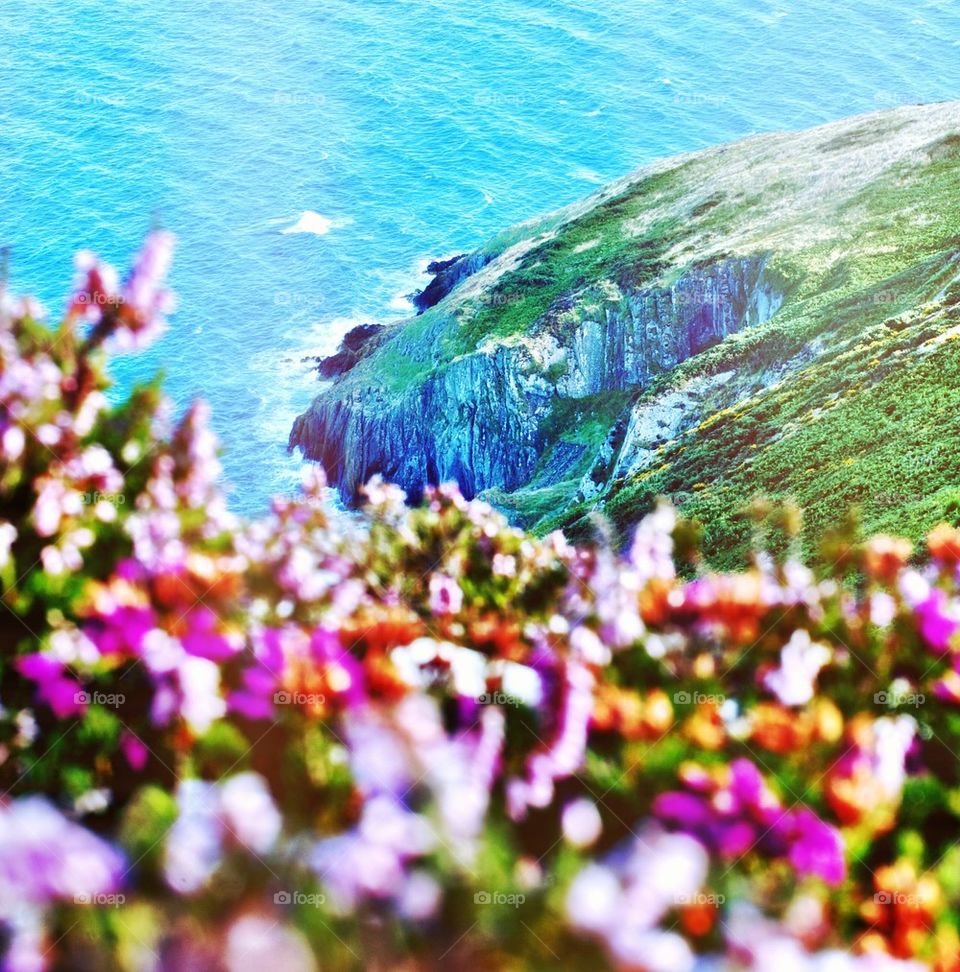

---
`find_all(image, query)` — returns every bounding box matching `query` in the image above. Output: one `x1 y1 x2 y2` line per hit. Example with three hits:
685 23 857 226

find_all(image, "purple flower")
782 807 846 886
16 655 86 719
180 606 240 661
652 792 713 832
0 796 124 906
655 759 846 886
85 603 156 657
914 589 960 654
713 819 759 858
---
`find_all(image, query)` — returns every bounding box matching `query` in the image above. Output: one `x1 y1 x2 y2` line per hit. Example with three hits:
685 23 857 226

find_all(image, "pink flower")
782 806 846 885
914 589 960 654
428 573 463 615
16 655 87 719
122 230 175 322
68 251 119 323
120 731 149 771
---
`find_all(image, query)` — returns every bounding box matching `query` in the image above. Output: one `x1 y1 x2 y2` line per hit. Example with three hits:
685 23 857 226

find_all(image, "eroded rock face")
411 252 490 313
289 255 783 504
550 256 782 397
314 324 387 379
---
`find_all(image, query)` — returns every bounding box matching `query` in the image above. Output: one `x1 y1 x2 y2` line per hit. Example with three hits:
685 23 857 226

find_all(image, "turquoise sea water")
2 0 959 512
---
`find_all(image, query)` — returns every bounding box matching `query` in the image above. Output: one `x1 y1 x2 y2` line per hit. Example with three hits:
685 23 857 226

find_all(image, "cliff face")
291 255 783 501
291 102 960 559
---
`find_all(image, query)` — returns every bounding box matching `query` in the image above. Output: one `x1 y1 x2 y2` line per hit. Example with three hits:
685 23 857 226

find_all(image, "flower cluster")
2 239 960 970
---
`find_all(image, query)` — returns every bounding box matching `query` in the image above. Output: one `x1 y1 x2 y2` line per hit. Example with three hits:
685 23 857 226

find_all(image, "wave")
279 211 351 236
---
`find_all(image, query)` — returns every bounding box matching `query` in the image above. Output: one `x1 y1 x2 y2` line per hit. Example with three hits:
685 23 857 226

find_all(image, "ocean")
2 0 959 513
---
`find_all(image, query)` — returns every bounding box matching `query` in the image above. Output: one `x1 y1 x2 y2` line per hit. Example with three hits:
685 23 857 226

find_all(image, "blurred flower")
562 798 603 848
428 572 463 615
566 826 708 972
15 654 86 719
655 759 845 886
764 630 832 706
224 914 316 972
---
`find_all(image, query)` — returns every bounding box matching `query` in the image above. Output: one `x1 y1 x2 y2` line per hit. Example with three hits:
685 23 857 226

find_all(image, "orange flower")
749 702 811 753
928 523 960 565
863 535 913 582
467 613 525 660
340 606 425 656
682 702 725 751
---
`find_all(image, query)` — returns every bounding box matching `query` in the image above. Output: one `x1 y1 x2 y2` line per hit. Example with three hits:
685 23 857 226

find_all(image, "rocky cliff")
290 102 960 561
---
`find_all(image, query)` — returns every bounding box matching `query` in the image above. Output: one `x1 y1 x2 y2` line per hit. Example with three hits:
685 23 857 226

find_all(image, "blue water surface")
1 0 959 512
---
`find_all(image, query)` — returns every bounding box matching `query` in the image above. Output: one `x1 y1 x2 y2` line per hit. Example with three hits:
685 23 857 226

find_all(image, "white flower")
177 656 226 734
219 773 282 854
225 916 316 972
570 626 610 666
562 798 603 848
0 521 17 568
872 715 917 800
764 630 832 706
1 425 24 461
164 781 220 894
566 863 621 936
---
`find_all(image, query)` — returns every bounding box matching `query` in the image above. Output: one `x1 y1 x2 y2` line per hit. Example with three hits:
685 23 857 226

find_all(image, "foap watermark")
875 891 929 906
474 891 525 908
273 690 326 706
273 290 327 310
478 292 525 308
673 92 728 108
74 892 125 907
673 691 725 705
82 491 126 507
74 91 126 108
874 690 925 708
72 291 122 309
478 691 522 707
270 92 326 108
474 91 525 108
274 890 326 907
75 691 125 708
674 892 725 906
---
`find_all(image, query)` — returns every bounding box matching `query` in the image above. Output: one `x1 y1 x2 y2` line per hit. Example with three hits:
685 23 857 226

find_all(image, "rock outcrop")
291 255 782 501
411 252 490 313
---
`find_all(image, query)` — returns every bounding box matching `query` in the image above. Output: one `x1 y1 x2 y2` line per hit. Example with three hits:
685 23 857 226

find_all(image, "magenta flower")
654 758 845 886
914 589 959 654
85 602 156 657
16 654 87 719
311 627 366 708
180 605 240 662
120 731 149 771
780 806 846 885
